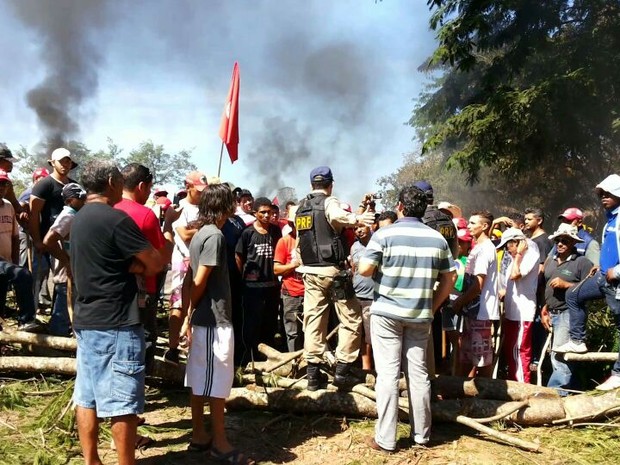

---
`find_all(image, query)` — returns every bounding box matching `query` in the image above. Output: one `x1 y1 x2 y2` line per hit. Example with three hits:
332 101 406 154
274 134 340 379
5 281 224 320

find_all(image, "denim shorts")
73 325 145 418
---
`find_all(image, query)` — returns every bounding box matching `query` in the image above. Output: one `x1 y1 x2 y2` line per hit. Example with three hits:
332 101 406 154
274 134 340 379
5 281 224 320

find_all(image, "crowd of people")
2 141 620 461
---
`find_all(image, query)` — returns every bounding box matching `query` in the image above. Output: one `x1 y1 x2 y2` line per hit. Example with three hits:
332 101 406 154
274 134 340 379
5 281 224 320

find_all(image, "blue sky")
0 0 438 205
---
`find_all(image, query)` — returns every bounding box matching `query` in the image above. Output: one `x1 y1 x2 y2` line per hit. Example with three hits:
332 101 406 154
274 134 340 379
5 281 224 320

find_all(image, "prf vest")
423 205 458 257
296 193 347 267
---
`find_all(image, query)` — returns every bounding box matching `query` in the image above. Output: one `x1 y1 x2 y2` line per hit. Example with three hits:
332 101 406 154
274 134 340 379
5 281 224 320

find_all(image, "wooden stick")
537 329 553 386
552 403 620 425
474 400 529 424
455 415 540 452
563 352 618 362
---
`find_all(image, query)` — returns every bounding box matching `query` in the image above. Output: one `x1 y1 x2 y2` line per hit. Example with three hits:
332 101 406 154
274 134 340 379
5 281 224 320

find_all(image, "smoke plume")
8 0 111 152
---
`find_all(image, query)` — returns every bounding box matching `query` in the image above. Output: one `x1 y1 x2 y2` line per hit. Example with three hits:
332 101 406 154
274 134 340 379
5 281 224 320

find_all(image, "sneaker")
554 340 588 354
595 375 620 391
163 348 180 365
17 320 44 333
412 434 429 446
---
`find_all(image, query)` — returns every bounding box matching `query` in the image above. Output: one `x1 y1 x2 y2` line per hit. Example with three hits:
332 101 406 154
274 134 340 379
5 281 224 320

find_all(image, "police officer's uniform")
296 166 365 390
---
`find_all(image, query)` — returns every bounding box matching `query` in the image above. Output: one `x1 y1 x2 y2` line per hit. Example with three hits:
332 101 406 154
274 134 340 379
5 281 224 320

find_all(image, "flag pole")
217 141 224 178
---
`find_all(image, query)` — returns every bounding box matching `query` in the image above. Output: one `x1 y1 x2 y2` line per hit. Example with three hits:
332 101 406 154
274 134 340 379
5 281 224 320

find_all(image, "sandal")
135 434 155 450
211 446 256 465
188 439 212 452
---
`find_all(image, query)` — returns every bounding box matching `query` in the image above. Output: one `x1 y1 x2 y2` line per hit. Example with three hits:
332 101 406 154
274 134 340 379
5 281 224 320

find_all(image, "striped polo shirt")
361 217 455 322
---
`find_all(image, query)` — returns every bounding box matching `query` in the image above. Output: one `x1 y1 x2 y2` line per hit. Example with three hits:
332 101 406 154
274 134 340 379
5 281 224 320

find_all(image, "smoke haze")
1 0 434 201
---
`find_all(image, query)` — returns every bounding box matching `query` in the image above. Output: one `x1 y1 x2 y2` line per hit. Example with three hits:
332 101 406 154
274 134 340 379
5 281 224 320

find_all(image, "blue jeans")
566 271 620 375
547 311 576 395
0 260 36 324
73 326 145 418
49 283 72 336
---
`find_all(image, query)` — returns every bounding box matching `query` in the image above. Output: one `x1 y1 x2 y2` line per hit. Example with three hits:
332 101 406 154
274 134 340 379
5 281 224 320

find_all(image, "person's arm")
131 247 164 276
43 229 71 272
452 274 485 313
540 304 552 331
325 196 375 228
163 205 182 242
433 270 457 314
29 196 45 252
175 224 197 244
6 184 23 215
357 260 376 277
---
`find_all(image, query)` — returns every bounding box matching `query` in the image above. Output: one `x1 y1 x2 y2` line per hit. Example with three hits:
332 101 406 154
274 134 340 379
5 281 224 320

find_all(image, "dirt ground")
63 385 617 465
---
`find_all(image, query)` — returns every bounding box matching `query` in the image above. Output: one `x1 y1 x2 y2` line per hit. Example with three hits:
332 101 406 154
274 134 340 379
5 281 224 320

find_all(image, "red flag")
219 62 240 163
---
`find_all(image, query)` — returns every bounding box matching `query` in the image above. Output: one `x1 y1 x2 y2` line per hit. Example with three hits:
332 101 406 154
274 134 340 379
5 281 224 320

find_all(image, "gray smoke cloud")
247 117 313 196
7 0 111 152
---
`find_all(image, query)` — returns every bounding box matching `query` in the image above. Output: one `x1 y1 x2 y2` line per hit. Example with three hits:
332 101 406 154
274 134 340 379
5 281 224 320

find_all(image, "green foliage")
12 138 197 196
405 0 620 216
120 140 197 187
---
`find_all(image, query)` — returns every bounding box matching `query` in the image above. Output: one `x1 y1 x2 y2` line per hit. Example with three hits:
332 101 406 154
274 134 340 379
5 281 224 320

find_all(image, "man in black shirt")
235 197 282 365
71 160 163 465
540 224 592 393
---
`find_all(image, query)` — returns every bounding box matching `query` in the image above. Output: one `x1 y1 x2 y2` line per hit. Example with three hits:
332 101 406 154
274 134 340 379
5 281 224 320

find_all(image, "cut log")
227 386 381 418
563 352 618 362
0 331 77 351
0 356 77 375
0 355 185 384
432 375 560 401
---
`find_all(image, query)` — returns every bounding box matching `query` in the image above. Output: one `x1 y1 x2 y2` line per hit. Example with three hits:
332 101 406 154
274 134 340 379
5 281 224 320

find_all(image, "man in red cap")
558 207 600 266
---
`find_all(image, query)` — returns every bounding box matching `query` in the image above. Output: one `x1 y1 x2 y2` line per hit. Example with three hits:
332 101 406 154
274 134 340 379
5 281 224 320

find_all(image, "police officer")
296 166 375 391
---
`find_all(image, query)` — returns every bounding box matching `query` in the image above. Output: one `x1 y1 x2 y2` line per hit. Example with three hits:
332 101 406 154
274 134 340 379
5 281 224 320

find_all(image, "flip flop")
211 446 256 465
135 434 155 450
188 439 212 452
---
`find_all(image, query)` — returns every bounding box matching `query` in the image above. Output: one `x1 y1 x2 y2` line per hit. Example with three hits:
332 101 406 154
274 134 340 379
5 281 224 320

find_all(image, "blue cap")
310 166 334 183
413 180 433 194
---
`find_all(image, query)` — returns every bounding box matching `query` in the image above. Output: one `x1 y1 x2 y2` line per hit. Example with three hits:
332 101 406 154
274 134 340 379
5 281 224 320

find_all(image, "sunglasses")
554 237 574 245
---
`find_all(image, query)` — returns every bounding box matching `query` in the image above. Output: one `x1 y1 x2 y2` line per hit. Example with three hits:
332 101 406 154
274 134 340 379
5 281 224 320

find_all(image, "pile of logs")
2 331 619 452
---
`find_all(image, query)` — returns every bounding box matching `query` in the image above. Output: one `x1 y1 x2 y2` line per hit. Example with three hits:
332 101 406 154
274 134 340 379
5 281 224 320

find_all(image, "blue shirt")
600 207 619 274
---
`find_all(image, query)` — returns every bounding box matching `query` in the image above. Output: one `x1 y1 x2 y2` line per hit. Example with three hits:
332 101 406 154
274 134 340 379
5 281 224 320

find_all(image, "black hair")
398 186 427 218
120 163 153 190
193 184 235 227
253 197 272 211
377 210 398 224
524 207 544 223
81 160 123 195
508 212 525 225
311 179 332 190
471 210 495 233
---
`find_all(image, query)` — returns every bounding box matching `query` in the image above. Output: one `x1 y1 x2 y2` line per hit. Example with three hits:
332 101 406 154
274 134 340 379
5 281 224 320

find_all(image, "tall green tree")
120 140 197 187
403 0 620 219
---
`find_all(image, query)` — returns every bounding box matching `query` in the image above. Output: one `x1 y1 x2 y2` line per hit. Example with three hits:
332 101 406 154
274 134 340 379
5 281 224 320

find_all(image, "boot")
333 361 355 389
306 363 327 391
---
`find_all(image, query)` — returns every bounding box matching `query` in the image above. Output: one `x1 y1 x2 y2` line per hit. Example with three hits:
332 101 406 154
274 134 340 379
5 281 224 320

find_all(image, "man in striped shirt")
359 185 455 452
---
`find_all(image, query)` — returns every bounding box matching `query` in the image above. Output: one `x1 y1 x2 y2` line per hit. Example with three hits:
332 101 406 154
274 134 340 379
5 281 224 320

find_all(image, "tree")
401 0 620 218
120 140 197 187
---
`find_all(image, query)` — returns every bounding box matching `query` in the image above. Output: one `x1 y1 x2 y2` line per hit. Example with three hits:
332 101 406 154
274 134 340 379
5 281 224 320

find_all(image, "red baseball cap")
33 167 50 181
185 171 208 192
453 217 468 230
0 169 10 182
457 228 473 243
558 207 583 221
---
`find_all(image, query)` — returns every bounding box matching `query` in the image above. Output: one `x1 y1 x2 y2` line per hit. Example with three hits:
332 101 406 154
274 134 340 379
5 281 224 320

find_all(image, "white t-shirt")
172 199 200 258
466 239 499 320
48 205 77 283
0 199 17 262
501 239 540 321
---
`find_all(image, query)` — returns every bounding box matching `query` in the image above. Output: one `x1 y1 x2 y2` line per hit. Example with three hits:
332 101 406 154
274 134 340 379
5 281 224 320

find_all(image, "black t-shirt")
31 175 76 236
544 254 592 312
532 234 553 264
70 202 151 329
235 223 282 287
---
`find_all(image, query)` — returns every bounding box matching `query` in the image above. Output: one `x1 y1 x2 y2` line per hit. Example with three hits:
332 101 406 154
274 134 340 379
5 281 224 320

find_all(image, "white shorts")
185 325 234 398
